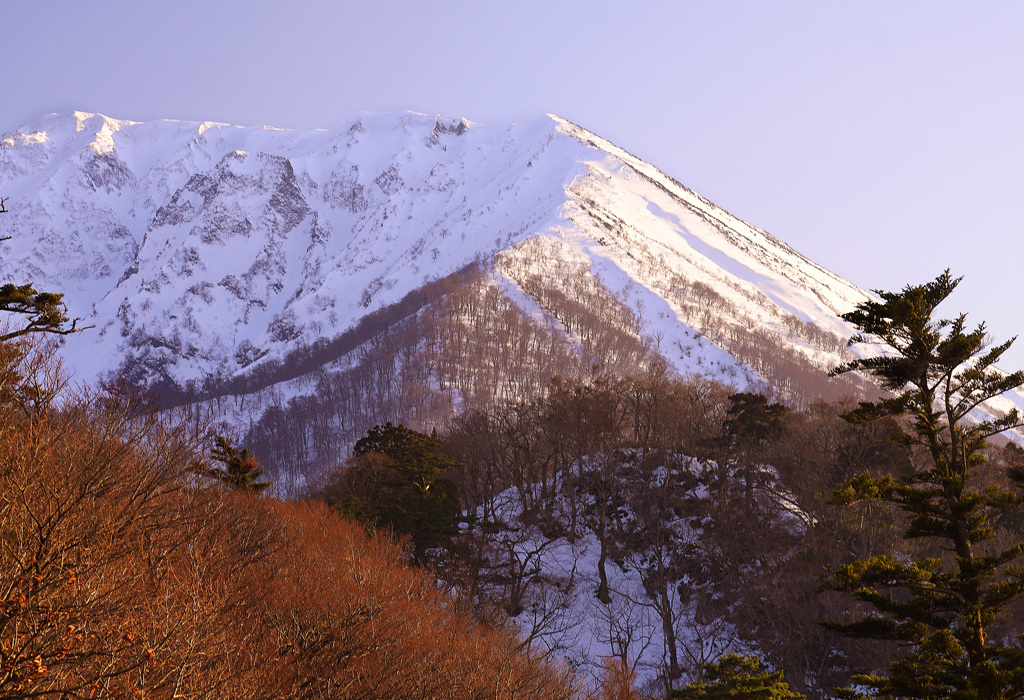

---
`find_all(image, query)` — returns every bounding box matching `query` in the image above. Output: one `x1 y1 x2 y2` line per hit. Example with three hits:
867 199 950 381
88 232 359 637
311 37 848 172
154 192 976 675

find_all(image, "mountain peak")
0 109 922 460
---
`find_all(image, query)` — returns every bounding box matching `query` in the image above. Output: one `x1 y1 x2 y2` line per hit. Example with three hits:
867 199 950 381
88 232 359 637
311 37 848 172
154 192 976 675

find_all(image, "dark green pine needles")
208 435 272 493
824 270 1024 699
672 654 806 699
0 283 83 342
341 423 462 563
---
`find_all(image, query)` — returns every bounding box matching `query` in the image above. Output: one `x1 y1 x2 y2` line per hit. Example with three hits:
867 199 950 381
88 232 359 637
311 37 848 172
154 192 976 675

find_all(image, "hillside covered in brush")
5 110 1024 699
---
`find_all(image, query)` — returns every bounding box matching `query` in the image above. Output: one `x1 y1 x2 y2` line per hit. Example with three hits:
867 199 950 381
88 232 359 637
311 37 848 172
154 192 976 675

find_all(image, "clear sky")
4 1 1024 365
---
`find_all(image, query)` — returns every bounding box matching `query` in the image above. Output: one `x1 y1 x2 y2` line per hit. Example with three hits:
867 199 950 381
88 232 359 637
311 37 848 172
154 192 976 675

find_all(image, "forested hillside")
224 249 875 491
5 110 1024 698
5 261 1024 698
0 338 582 699
1 110 897 489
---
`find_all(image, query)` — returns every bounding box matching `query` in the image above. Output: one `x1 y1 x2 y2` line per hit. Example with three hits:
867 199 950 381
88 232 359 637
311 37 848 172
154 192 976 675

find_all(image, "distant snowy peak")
1 109 876 399
553 116 866 315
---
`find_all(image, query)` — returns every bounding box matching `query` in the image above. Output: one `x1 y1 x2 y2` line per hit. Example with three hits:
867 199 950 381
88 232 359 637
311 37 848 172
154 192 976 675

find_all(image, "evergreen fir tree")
0 198 86 341
342 422 461 562
208 435 271 493
722 392 787 443
707 392 788 514
671 653 806 699
825 270 1024 699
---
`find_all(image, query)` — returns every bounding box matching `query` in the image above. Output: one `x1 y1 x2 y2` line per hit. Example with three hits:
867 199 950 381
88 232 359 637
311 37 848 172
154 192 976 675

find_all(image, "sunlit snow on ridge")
2 107 1020 446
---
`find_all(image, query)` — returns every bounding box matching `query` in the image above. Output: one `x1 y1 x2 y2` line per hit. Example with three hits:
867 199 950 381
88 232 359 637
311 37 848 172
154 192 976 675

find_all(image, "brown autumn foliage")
0 338 580 699
589 658 641 700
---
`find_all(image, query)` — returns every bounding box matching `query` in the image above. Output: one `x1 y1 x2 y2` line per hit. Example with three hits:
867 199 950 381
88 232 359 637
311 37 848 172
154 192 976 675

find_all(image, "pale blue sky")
4 1 1024 365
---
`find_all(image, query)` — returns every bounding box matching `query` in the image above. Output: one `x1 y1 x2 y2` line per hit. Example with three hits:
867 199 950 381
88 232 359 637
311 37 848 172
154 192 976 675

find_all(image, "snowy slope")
1 112 583 387
0 110 878 397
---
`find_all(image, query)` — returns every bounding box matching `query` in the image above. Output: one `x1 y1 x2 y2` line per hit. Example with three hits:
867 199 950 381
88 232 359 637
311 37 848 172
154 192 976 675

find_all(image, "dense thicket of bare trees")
242 256 659 489
0 339 580 699
228 234 879 491
404 369 1011 698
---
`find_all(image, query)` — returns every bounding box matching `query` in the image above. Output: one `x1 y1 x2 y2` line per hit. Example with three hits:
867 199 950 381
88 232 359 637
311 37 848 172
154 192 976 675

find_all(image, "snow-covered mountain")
2 111 585 387
3 110 1019 475
1 111 858 379
10 111 1024 696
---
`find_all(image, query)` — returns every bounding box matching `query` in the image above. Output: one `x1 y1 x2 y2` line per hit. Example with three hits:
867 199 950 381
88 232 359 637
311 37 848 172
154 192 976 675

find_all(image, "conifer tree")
341 423 461 562
671 653 806 699
716 392 788 513
722 393 787 444
0 284 83 342
825 270 1024 698
0 198 85 341
207 435 271 493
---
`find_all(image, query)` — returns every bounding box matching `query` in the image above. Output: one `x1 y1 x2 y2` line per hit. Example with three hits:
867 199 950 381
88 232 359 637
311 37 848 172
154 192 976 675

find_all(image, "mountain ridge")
6 109 1020 478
